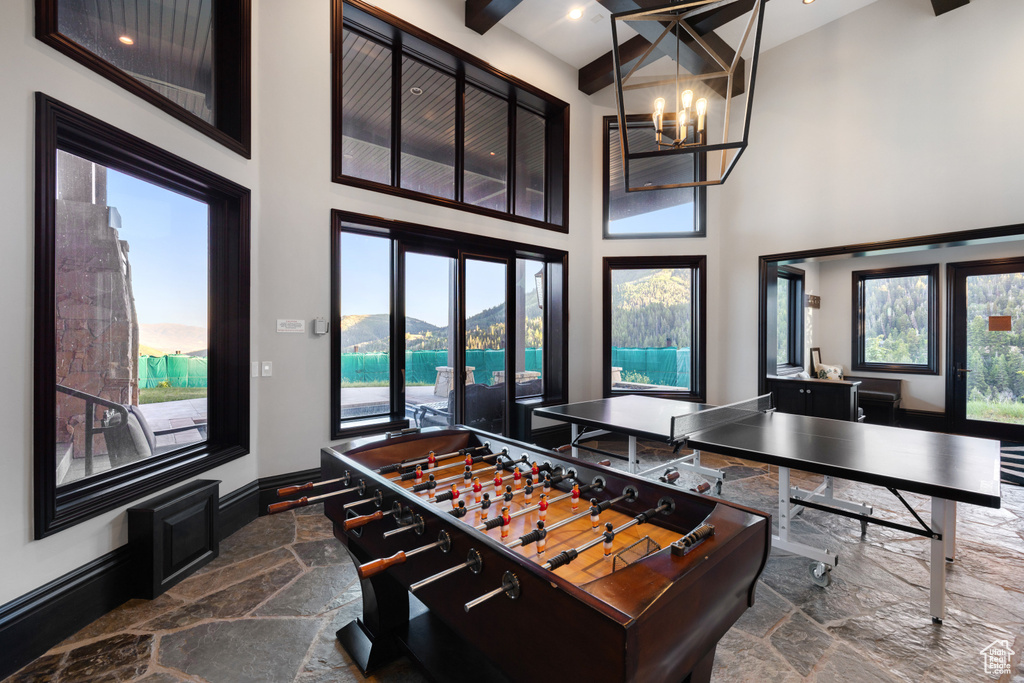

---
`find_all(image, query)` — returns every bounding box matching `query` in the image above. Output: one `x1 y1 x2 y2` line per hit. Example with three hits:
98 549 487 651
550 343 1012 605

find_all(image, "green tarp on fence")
611 347 690 388
339 348 545 385
137 355 209 388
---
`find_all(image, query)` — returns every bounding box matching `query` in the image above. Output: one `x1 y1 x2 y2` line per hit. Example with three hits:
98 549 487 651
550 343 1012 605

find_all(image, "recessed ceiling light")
119 35 134 45
802 0 815 4
409 86 423 96
568 8 583 20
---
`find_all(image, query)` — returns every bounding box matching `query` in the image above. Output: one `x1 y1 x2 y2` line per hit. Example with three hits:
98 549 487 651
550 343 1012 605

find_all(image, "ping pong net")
670 394 774 444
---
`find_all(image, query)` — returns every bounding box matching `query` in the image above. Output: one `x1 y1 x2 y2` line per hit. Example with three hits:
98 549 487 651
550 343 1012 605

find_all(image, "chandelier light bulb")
681 90 693 109
695 97 708 133
654 97 665 115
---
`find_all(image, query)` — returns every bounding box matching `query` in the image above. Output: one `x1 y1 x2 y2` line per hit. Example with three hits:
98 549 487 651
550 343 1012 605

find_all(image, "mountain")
610 268 692 348
340 314 446 352
139 323 207 355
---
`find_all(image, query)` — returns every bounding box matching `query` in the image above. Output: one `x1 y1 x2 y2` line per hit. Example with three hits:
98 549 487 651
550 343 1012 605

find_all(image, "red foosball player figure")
450 484 460 509
590 499 601 532
414 465 423 485
503 485 514 508
427 474 436 500
500 506 512 539
523 478 534 503
603 522 615 559
426 451 436 469
531 461 540 479
538 493 548 522
513 468 522 490
480 493 492 520
535 520 547 557
494 471 504 494
472 477 483 504
543 474 552 493
465 452 475 468
570 483 581 511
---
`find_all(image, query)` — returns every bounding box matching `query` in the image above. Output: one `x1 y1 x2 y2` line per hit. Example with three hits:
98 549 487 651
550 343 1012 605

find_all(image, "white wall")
811 240 1024 411
718 0 1024 404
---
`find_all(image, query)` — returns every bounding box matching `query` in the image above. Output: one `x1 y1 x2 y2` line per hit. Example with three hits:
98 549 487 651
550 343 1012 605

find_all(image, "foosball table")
272 427 771 682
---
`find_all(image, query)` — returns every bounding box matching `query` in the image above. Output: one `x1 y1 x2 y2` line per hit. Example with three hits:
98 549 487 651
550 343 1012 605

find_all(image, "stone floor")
7 437 1024 682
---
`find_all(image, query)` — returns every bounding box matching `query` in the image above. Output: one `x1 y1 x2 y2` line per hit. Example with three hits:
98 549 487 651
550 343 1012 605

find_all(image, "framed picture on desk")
810 347 822 375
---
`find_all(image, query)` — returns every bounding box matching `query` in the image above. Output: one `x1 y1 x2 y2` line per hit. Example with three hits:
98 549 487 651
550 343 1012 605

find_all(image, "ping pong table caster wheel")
714 480 723 496
809 561 832 587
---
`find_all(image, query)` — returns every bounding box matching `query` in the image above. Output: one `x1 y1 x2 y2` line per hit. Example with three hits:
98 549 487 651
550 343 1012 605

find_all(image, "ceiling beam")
579 0 757 96
930 0 969 16
465 0 525 35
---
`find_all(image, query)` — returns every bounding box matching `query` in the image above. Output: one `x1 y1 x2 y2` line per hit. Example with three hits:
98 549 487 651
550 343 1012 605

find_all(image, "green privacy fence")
611 347 690 388
138 355 209 388
341 349 545 385
339 347 689 388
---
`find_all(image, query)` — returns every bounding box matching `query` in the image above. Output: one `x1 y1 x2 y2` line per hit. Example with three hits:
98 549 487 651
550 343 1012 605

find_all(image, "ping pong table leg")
571 424 579 460
628 435 637 475
945 501 957 563
929 497 951 623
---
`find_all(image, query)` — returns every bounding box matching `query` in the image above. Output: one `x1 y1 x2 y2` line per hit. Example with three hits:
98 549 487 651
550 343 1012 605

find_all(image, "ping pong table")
534 394 1003 623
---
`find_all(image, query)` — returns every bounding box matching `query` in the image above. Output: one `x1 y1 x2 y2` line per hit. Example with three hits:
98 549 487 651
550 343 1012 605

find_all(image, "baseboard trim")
0 467 325 681
898 408 948 432
0 545 134 680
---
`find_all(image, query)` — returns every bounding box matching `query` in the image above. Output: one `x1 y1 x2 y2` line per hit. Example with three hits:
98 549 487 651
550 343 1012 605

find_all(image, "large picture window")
334 0 568 232
603 256 706 400
36 0 251 157
852 264 939 374
332 210 567 440
603 116 705 238
35 94 250 538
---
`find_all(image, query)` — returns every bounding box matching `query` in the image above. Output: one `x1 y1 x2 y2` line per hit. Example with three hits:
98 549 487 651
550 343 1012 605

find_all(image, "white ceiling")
499 0 883 74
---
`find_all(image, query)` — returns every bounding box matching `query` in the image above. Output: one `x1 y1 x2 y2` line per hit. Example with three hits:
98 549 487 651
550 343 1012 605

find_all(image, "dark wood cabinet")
768 376 861 422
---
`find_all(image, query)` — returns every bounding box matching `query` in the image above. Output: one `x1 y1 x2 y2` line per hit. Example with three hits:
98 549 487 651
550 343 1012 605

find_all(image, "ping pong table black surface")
535 394 1003 622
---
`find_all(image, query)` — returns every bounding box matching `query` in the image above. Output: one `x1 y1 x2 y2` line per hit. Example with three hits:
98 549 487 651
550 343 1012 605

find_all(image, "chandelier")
611 0 765 191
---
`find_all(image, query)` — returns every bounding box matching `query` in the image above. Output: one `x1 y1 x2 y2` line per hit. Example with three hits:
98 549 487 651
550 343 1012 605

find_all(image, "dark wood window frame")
36 0 252 158
602 255 707 401
331 209 569 440
34 93 250 539
852 263 939 374
776 265 805 374
602 115 706 240
333 0 569 233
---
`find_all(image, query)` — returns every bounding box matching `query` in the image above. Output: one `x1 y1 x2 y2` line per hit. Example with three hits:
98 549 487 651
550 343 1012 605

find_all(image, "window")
603 116 705 238
777 266 804 371
333 1 569 232
603 256 706 400
37 0 251 157
852 264 939 374
331 210 567 439
35 94 250 538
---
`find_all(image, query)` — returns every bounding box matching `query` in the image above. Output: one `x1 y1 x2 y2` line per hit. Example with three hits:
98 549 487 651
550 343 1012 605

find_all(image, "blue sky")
106 169 209 328
339 235 511 327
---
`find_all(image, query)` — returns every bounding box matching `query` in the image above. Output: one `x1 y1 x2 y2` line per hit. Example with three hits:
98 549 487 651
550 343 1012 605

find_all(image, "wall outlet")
261 361 273 377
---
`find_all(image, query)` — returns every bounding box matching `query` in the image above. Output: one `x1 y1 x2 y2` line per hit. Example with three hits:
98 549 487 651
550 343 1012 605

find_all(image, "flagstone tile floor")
6 437 1024 683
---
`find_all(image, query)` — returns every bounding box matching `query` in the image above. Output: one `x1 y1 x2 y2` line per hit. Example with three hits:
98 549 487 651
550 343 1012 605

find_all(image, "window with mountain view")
853 264 939 374
603 256 706 399
332 211 568 439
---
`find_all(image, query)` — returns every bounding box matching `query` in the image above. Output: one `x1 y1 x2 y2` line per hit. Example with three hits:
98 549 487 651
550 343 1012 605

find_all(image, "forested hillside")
966 272 1024 406
610 268 692 348
862 274 930 365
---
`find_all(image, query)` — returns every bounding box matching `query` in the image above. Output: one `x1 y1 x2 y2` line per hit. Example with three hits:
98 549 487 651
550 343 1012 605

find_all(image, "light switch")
261 361 273 377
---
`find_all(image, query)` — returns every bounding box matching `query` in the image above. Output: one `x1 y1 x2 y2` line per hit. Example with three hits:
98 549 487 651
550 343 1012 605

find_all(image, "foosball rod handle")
356 551 407 580
268 497 308 514
344 510 384 531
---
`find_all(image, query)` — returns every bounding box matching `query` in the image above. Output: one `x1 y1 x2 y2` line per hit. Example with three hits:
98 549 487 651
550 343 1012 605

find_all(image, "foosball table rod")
343 501 406 531
342 488 384 510
408 549 483 593
377 444 490 475
276 470 352 497
464 571 521 613
267 479 367 514
511 492 632 549
355 530 452 580
409 452 511 486
542 499 674 571
467 469 578 518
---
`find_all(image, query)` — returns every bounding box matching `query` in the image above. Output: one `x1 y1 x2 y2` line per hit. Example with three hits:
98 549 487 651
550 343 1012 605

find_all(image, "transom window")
603 116 705 238
852 264 939 374
603 256 706 400
334 1 568 232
